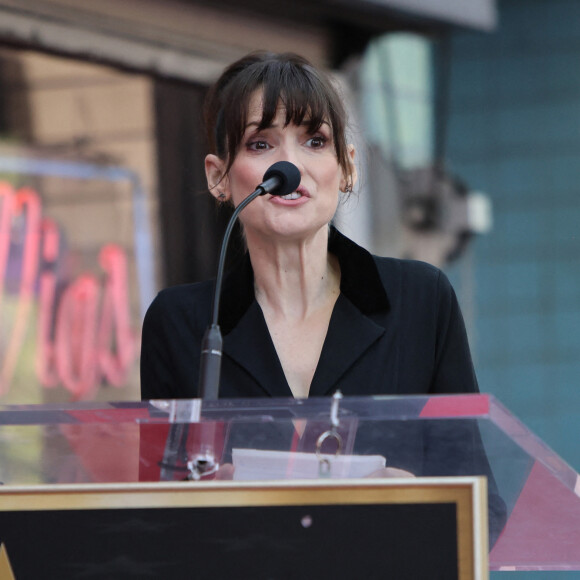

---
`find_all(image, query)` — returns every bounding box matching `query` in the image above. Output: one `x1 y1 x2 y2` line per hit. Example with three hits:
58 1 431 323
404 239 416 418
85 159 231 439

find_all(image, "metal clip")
330 389 342 429
187 453 219 481
316 390 344 477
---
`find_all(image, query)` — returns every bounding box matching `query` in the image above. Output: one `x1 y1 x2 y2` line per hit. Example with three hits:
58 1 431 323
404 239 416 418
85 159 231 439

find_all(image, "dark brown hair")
204 51 353 184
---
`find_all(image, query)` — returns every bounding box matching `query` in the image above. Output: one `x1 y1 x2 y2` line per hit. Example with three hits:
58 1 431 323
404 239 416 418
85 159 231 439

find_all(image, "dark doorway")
154 79 239 287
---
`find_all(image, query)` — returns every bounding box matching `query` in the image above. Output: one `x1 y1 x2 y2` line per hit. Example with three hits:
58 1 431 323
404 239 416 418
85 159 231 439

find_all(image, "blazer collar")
219 228 390 397
327 226 390 314
309 294 386 396
223 300 291 397
219 226 390 334
223 293 386 398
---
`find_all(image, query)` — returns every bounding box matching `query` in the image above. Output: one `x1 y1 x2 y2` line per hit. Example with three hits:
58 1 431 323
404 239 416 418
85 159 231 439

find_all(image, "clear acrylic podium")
1 393 579 574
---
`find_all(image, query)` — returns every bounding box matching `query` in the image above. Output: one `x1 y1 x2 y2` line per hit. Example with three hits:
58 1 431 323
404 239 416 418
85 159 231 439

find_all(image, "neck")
247 227 340 320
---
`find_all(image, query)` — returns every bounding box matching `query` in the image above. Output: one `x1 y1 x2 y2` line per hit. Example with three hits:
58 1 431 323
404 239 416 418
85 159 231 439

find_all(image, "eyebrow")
244 119 331 131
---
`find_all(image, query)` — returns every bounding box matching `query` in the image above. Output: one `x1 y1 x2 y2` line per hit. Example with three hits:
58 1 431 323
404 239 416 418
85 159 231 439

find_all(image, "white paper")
232 448 386 481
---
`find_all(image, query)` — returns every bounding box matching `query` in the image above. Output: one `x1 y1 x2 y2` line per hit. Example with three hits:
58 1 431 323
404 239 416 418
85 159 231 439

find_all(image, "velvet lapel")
309 294 386 397
223 300 293 397
218 228 390 397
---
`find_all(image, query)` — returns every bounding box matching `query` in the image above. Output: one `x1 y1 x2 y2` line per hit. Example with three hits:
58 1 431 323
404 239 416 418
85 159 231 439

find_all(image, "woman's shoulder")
371 255 456 311
372 255 446 285
144 280 215 327
154 279 214 304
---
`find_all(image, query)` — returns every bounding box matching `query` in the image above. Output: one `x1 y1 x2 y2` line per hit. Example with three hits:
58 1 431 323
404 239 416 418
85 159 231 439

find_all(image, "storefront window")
0 47 158 403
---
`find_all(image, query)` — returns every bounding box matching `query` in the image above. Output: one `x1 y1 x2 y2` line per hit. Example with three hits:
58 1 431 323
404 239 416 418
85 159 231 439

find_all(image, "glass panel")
1 393 579 571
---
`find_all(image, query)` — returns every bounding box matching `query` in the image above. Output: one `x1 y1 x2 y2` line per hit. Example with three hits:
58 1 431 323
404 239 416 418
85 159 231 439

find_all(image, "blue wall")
445 2 580 576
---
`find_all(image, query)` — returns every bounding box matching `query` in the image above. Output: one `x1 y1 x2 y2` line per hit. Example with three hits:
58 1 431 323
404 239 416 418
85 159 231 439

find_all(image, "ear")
340 144 358 192
205 154 230 201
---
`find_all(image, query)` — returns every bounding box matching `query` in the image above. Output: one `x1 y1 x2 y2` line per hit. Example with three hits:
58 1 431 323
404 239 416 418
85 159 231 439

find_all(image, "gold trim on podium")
0 543 16 580
0 476 488 579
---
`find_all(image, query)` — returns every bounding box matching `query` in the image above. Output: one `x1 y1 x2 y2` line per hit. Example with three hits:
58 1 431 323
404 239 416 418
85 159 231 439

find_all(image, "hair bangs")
221 66 264 158
257 62 330 134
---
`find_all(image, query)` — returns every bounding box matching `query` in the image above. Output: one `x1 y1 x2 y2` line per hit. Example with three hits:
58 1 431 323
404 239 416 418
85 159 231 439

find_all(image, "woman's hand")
366 467 415 478
214 463 235 480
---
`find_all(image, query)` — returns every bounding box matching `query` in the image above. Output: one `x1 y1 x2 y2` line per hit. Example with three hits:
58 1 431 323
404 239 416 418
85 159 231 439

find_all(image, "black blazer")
140 233 506 541
140 229 478 400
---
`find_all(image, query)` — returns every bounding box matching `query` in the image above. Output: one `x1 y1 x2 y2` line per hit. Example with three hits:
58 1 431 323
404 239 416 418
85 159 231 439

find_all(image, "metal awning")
0 0 496 84
342 0 497 31
204 0 498 33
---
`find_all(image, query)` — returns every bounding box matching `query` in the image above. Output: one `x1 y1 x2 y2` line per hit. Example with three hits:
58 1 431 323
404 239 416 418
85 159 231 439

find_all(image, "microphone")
256 160 302 197
198 161 301 400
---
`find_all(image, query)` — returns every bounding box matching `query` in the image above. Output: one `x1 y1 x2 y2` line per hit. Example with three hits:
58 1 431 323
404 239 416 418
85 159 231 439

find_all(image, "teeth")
281 192 301 200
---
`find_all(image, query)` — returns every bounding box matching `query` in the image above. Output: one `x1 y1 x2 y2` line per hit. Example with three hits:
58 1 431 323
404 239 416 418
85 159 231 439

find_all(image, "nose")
278 143 305 181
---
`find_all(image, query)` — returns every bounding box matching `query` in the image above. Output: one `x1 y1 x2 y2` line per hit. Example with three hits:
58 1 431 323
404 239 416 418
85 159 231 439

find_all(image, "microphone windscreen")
262 161 301 197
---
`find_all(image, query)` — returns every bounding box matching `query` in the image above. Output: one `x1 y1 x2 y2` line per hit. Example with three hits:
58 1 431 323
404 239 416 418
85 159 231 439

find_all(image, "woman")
140 51 478 402
140 52 507 541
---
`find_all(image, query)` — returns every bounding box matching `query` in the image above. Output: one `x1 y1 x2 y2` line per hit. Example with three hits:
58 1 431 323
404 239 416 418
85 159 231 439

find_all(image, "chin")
265 219 331 241
243 206 336 242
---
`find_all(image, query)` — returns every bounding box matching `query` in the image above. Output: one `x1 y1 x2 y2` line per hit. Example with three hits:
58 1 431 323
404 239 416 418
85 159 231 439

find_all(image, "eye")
246 140 270 151
306 135 327 148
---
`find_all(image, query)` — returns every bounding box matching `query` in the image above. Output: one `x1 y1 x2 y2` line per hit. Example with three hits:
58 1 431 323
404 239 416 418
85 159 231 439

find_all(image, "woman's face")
206 90 354 243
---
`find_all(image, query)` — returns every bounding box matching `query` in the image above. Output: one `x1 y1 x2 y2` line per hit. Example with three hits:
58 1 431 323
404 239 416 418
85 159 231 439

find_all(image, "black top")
140 228 478 400
140 231 507 541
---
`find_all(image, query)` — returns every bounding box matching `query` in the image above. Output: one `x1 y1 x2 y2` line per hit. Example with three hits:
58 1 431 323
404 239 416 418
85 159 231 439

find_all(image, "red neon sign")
0 182 137 400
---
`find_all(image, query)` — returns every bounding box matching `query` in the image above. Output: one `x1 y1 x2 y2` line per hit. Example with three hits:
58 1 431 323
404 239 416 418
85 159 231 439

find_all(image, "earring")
217 191 226 202
343 183 353 194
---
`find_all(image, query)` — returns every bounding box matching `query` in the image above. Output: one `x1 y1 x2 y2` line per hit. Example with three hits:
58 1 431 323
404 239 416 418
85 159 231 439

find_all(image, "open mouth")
276 185 310 201
280 192 302 200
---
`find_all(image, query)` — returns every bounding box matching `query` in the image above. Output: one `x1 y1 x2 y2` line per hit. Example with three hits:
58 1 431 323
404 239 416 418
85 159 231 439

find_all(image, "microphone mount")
198 161 301 400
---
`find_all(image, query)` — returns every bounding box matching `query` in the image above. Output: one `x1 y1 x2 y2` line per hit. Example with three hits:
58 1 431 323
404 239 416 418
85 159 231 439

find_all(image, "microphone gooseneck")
198 161 301 400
